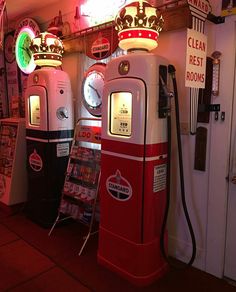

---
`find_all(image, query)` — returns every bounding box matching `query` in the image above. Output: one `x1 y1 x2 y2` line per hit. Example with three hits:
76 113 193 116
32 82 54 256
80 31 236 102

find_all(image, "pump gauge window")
29 95 40 126
82 63 106 117
110 92 132 137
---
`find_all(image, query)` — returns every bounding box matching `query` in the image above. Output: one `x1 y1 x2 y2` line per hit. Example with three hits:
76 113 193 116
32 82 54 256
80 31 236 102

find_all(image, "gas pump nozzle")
159 75 169 98
159 75 173 118
160 64 197 269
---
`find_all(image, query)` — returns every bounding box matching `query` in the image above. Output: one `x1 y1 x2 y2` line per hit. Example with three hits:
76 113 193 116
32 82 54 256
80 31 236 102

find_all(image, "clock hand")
25 48 32 59
88 83 96 91
88 83 101 99
20 47 31 58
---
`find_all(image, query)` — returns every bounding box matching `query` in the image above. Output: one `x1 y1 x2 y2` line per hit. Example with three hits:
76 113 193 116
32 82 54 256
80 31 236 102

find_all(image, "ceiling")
6 0 60 20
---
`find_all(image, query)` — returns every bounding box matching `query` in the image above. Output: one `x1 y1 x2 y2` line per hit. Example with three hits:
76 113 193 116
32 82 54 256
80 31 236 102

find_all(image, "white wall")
206 14 236 277
153 24 213 271
152 0 234 277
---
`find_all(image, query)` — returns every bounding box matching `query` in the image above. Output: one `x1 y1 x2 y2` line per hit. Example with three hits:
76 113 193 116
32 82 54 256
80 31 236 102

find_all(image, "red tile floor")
0 207 236 292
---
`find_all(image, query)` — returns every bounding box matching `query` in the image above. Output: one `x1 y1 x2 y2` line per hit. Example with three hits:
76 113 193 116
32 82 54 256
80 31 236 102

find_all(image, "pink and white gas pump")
98 1 169 286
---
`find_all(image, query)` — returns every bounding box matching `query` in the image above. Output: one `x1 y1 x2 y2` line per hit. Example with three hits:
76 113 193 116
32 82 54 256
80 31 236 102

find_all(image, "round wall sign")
4 32 15 63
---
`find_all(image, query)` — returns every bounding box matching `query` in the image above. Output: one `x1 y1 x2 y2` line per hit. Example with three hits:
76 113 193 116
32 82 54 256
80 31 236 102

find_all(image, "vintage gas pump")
98 0 195 286
25 32 74 227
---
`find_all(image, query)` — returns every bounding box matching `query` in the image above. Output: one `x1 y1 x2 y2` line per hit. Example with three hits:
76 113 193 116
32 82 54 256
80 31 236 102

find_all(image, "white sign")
57 143 69 157
185 28 207 88
29 149 43 172
153 164 167 193
81 0 127 27
187 0 211 14
106 170 132 201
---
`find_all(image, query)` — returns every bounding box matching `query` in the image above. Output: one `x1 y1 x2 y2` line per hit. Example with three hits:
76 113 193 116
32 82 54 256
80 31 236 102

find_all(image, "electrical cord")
160 64 196 269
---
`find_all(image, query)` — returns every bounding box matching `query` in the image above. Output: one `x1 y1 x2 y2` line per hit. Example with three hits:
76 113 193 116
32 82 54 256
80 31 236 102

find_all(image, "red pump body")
98 52 169 286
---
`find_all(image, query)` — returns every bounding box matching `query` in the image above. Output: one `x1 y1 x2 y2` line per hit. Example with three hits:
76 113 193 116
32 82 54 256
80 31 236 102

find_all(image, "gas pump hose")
160 65 196 268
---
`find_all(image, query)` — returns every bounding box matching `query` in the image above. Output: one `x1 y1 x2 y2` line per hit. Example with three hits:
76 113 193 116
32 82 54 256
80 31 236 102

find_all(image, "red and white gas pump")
98 0 195 286
98 1 168 286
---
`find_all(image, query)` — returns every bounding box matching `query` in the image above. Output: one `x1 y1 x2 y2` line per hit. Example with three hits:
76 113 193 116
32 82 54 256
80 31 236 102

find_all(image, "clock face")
4 33 15 63
82 63 106 117
15 29 36 74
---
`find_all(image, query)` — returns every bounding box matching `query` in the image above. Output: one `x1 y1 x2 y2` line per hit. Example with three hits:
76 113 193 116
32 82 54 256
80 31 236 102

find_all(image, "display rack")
0 118 27 207
49 118 101 256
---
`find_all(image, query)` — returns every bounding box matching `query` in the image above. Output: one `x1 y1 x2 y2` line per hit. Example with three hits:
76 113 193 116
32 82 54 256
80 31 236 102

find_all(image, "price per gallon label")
57 142 69 157
153 164 167 193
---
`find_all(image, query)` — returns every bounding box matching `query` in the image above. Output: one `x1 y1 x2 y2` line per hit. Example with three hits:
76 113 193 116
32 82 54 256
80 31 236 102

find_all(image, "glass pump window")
110 92 132 136
29 95 40 126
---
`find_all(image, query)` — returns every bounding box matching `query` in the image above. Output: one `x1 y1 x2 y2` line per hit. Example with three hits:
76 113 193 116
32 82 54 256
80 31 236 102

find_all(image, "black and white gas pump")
25 32 74 227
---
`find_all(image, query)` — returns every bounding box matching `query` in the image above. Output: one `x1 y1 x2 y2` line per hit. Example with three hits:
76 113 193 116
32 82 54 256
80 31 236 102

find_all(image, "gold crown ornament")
115 0 164 52
30 31 64 67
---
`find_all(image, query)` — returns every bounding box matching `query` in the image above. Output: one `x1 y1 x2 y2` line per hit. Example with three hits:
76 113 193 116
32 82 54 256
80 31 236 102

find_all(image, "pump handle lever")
56 107 69 120
60 110 68 119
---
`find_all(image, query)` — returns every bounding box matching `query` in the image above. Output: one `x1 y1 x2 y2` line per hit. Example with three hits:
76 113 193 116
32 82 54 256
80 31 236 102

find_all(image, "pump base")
98 227 168 286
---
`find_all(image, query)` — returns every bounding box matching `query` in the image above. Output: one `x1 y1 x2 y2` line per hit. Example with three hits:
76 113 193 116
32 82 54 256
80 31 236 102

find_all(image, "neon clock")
14 18 40 74
81 63 106 117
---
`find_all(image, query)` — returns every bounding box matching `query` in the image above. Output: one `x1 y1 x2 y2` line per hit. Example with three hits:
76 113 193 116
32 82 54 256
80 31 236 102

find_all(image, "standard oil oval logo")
29 149 43 172
106 170 132 201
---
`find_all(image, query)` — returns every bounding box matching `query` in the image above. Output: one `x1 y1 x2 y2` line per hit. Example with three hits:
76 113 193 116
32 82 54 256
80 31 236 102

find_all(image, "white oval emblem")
29 149 43 172
106 170 132 201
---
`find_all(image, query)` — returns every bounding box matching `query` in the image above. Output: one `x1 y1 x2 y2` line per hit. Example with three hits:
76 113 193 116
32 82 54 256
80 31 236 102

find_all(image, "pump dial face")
82 63 106 117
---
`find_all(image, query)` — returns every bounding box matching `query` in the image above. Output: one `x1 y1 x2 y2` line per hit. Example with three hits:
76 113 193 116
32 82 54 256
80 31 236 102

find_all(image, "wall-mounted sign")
4 31 21 117
81 0 127 27
187 0 209 135
187 0 211 15
91 34 110 59
85 30 119 60
76 124 101 144
185 28 207 89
